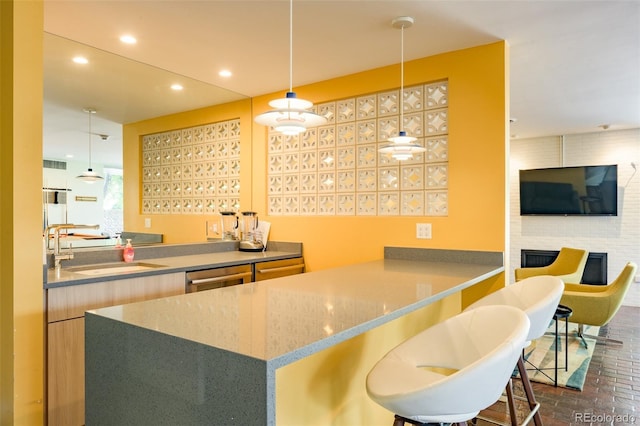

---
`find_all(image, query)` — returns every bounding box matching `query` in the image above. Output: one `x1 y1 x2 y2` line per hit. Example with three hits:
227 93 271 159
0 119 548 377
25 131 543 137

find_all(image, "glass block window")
267 81 449 216
141 119 241 215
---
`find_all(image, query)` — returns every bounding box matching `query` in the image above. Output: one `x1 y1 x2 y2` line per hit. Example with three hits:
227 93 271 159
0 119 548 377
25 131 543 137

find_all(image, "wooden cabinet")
254 257 305 281
46 272 185 426
47 318 84 426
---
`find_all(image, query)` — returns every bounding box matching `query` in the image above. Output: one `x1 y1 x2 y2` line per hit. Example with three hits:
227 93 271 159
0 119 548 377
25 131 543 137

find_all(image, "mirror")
43 32 248 247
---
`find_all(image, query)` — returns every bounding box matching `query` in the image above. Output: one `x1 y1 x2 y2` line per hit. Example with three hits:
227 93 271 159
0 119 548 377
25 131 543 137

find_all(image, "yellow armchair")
560 261 637 347
515 247 588 283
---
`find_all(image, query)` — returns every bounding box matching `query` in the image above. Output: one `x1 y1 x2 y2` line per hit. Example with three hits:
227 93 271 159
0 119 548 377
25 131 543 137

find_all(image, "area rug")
519 321 599 391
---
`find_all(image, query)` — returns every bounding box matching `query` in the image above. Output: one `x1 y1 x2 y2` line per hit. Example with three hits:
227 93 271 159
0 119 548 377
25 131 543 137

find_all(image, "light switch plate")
416 223 432 239
144 218 151 228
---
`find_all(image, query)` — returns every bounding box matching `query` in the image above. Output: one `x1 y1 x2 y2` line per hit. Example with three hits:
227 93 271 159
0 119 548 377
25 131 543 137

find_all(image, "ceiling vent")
43 159 67 170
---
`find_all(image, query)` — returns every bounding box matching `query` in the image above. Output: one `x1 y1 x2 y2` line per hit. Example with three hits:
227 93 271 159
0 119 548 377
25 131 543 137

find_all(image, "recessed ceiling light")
72 56 89 64
219 70 232 78
65 154 74 158
120 35 137 44
170 84 183 91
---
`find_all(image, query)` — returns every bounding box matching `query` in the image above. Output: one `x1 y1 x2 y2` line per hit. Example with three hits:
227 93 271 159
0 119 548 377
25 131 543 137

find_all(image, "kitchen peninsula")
85 247 504 425
45 240 304 425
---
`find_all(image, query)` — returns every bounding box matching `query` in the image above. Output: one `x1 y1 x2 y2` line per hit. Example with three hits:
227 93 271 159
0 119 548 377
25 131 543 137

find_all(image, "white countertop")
90 258 503 367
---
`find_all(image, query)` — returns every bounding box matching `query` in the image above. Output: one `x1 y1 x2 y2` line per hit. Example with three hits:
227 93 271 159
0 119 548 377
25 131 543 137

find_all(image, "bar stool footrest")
475 397 540 426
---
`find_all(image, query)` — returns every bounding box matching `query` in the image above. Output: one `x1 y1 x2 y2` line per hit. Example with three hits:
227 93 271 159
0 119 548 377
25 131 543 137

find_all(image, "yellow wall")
124 42 509 273
276 292 462 425
0 1 45 425
255 42 509 271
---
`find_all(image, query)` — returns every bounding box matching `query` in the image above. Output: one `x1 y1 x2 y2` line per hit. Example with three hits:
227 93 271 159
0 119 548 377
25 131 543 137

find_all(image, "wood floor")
477 305 639 426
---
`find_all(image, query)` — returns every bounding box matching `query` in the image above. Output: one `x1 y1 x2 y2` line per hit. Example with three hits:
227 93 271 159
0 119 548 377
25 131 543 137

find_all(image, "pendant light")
378 16 426 161
77 107 104 183
254 0 327 135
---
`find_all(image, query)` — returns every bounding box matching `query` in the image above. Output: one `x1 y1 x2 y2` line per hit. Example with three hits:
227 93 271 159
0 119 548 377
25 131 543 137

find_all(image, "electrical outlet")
144 218 151 228
206 220 219 238
416 223 432 239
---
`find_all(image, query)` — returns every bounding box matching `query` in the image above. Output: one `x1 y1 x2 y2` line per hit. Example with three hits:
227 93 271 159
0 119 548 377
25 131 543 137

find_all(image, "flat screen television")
519 164 618 216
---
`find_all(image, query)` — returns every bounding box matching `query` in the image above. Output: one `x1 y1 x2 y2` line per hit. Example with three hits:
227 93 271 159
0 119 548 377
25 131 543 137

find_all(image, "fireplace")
520 249 607 285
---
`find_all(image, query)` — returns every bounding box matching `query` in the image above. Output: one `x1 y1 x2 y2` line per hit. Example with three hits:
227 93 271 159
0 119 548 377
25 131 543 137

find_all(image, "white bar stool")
464 275 564 426
366 305 530 426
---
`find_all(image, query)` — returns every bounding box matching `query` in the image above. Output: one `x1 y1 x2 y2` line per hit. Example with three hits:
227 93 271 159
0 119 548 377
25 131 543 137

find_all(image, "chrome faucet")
48 224 100 268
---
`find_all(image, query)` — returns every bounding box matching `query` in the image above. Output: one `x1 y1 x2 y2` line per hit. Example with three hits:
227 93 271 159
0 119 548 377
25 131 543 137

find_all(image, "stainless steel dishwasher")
185 264 252 293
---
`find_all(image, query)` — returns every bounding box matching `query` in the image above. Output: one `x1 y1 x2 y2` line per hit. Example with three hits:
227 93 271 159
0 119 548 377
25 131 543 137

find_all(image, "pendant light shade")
379 131 422 161
255 92 327 136
379 16 426 161
77 108 104 183
77 169 104 182
254 0 327 135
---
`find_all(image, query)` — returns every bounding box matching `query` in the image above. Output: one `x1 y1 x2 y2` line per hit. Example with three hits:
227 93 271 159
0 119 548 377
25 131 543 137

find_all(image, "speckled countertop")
45 241 302 288
89 253 504 367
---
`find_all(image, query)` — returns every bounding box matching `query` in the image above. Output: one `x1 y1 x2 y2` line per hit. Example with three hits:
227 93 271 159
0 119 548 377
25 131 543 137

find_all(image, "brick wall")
509 128 640 284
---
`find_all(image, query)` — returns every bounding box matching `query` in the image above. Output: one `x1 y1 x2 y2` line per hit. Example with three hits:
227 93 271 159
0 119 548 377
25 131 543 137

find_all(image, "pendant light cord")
88 110 93 169
289 0 293 93
399 23 405 132
78 107 103 181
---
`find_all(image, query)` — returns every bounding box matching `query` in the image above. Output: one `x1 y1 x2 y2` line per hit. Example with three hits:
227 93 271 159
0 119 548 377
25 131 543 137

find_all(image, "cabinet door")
46 272 186 425
48 318 84 426
47 272 186 322
254 257 305 281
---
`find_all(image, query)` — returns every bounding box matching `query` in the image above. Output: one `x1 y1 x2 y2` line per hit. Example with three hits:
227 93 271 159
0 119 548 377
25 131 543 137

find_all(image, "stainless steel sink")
65 262 167 276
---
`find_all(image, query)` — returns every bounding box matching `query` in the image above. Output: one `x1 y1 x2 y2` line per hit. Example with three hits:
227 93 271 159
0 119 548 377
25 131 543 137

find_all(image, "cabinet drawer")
47 272 185 323
254 257 305 281
186 264 252 292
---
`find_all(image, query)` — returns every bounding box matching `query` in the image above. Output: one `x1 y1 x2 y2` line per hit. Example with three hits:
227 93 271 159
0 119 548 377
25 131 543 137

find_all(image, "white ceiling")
43 0 640 169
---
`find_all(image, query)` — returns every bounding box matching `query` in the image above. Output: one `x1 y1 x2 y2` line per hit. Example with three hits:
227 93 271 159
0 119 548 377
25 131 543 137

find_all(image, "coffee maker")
239 211 264 252
219 211 239 241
